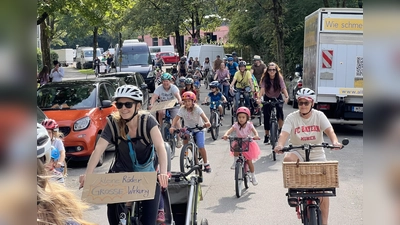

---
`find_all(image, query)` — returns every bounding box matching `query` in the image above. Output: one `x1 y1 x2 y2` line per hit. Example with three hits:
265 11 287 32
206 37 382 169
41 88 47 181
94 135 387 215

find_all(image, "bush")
51 51 59 63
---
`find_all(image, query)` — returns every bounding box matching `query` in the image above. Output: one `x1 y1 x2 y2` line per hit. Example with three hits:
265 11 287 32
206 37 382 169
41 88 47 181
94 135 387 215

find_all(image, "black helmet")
232 52 237 56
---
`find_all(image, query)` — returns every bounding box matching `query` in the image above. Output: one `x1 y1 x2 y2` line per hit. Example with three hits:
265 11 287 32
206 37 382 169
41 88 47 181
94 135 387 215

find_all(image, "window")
104 83 116 100
98 85 109 103
152 38 158 46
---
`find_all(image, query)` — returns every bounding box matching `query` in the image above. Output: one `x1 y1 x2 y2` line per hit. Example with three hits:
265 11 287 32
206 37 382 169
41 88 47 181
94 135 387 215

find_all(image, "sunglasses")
115 102 135 109
298 101 310 106
268 69 276 72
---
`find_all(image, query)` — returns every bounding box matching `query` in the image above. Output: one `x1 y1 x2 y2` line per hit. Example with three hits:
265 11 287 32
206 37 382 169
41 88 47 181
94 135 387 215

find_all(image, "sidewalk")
63 66 96 81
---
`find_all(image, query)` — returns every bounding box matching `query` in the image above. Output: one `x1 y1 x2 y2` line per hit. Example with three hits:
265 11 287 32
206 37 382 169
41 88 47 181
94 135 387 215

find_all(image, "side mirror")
342 138 349 146
141 83 148 89
289 76 293 81
101 100 112 108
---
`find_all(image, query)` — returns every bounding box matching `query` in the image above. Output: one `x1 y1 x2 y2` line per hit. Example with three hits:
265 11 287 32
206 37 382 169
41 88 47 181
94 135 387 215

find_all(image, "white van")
149 45 175 53
188 45 225 66
75 47 102 69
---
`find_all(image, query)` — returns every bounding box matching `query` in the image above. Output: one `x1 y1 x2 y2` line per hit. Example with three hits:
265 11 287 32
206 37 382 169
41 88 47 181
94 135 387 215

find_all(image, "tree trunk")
93 27 98 68
271 0 285 70
336 0 340 7
342 0 346 7
191 12 196 39
40 21 51 73
323 0 330 7
195 9 201 42
175 29 184 57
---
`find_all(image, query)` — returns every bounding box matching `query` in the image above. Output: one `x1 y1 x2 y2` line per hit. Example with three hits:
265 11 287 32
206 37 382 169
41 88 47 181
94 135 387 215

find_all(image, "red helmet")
236 107 250 118
182 91 196 101
41 119 59 131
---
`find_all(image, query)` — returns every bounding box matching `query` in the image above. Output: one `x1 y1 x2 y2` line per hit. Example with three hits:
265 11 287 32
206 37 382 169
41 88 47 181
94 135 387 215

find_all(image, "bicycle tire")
231 107 235 125
244 161 249 189
161 122 170 142
180 144 195 173
307 205 319 225
210 112 219 140
258 113 262 127
270 121 278 161
235 161 243 198
200 218 209 225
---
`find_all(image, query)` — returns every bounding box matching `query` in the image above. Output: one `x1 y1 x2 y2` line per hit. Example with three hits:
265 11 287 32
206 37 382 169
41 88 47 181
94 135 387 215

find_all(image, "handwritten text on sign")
81 172 157 204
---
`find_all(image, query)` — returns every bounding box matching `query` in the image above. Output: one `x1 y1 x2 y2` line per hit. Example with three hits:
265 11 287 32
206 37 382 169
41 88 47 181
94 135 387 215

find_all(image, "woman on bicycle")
169 91 212 173
214 62 230 101
258 62 289 144
79 85 169 225
274 88 342 225
222 107 261 185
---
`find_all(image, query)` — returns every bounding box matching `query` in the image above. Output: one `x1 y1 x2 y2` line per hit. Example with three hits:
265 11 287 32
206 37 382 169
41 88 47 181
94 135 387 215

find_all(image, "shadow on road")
332 124 363 136
204 192 256 214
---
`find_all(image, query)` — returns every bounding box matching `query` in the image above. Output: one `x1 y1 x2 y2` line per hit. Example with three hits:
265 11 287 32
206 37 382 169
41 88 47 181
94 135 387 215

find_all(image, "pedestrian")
250 55 267 84
37 65 50 86
49 60 64 82
94 56 101 76
106 54 113 73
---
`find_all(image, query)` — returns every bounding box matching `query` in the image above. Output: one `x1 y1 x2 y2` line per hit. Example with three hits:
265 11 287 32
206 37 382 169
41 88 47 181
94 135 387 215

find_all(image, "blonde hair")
52 130 64 141
37 159 95 225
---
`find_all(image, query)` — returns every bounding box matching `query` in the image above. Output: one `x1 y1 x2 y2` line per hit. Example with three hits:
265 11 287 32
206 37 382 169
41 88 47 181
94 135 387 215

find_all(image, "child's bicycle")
262 98 284 161
201 101 223 140
231 87 252 125
225 136 259 198
160 102 181 160
280 139 349 225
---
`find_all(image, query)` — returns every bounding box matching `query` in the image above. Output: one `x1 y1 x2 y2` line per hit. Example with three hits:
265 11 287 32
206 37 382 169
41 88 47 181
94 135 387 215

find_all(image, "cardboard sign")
81 172 157 204
150 99 177 112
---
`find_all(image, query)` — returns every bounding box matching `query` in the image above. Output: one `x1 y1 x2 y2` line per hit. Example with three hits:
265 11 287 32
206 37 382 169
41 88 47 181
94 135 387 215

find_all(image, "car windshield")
37 84 97 110
84 50 102 58
121 46 151 66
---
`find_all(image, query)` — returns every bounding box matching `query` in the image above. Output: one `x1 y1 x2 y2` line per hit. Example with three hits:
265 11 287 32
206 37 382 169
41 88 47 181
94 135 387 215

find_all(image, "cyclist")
178 57 188 77
214 62 230 103
41 118 66 173
232 51 240 63
180 77 197 98
258 62 289 144
230 61 254 110
222 107 261 185
212 55 223 73
274 88 342 225
250 55 267 84
169 91 212 173
202 57 212 83
203 81 227 121
226 57 238 82
79 85 169 225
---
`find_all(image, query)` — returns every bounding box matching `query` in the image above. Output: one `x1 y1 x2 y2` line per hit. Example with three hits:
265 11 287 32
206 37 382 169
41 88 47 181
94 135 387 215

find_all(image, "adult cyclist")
229 61 254 110
226 57 238 83
178 57 188 77
274 88 342 225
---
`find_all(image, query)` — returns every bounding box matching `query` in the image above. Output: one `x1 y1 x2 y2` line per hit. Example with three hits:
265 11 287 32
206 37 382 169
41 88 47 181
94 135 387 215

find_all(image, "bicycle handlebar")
281 139 349 152
201 101 223 106
171 124 204 133
261 98 284 105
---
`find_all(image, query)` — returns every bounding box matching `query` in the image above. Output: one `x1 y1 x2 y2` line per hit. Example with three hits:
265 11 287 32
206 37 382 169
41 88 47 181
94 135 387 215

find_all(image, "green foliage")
51 51 59 63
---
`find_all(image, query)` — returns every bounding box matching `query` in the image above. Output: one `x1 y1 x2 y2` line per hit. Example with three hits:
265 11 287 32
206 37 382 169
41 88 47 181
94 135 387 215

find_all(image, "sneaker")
176 140 183 148
156 210 165 223
251 175 258 186
204 164 212 173
264 135 270 145
230 161 236 170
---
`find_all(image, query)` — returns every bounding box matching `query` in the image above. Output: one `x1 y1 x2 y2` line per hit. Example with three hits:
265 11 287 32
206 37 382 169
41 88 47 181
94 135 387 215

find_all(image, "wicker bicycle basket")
282 161 339 188
229 137 250 153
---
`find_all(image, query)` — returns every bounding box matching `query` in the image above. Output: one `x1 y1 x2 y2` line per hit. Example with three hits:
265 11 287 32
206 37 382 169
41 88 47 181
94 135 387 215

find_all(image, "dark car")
37 80 116 166
97 72 149 109
37 106 47 123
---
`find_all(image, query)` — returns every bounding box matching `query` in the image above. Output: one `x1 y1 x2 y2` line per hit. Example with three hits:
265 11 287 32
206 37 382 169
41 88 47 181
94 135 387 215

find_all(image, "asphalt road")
62 67 363 225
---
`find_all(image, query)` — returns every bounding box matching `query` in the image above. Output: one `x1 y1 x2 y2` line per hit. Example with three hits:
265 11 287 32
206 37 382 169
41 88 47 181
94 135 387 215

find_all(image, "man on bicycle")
274 88 342 225
226 57 238 82
178 57 188 77
229 61 254 111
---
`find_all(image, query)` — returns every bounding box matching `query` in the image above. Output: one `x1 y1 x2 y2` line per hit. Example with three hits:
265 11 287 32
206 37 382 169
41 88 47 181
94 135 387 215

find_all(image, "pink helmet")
182 91 196 101
41 119 59 131
236 107 250 118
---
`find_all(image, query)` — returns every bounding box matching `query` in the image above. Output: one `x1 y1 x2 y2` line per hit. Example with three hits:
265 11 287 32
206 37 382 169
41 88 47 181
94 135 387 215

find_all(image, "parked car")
158 51 179 64
37 106 47 123
97 72 149 109
37 80 117 166
287 72 303 108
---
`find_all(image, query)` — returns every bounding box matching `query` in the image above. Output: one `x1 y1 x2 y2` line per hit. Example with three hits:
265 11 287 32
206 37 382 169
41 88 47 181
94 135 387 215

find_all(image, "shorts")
288 150 327 162
184 130 205 148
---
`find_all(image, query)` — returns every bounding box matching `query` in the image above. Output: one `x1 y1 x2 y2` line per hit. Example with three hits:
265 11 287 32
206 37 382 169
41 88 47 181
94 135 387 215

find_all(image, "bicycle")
262 98 284 161
280 139 349 225
201 101 223 140
160 104 180 160
231 87 251 125
203 69 212 89
174 125 205 174
219 77 232 115
225 136 258 198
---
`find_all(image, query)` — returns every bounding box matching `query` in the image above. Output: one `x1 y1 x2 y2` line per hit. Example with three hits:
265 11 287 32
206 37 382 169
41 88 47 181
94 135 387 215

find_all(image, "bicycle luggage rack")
287 187 336 198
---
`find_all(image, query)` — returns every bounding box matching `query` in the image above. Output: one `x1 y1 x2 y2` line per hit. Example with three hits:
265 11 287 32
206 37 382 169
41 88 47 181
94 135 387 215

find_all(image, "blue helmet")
227 57 233 61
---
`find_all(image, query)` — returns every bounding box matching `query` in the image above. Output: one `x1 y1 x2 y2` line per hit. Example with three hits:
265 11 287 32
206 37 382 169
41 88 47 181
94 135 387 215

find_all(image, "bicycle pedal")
287 197 299 207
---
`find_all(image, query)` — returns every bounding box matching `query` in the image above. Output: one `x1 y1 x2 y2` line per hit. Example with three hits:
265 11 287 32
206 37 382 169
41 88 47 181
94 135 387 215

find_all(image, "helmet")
232 52 237 56
209 81 219 88
37 123 51 164
227 57 233 61
195 67 200 71
185 78 194 85
41 119 59 131
51 147 60 161
180 57 185 61
161 73 173 81
236 107 251 118
179 77 186 83
188 69 193 74
296 88 316 102
113 85 143 102
238 61 246 67
182 91 196 101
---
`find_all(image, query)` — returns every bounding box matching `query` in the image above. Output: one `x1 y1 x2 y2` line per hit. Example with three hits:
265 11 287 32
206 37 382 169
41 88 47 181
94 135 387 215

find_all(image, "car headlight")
74 116 90 131
147 72 154 78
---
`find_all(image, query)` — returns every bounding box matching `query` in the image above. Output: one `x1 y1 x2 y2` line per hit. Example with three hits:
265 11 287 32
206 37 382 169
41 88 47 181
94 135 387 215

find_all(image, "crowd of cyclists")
37 51 343 225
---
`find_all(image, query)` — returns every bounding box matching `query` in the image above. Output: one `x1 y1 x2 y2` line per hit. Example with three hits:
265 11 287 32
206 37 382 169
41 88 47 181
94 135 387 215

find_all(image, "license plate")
352 106 363 112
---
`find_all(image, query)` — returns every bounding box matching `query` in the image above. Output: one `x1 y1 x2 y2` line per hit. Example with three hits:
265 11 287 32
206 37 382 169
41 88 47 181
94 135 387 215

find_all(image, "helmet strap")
123 104 139 123
301 108 312 116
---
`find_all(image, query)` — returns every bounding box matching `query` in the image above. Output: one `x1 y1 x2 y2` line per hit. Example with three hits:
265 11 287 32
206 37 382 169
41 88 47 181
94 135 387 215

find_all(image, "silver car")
287 72 302 108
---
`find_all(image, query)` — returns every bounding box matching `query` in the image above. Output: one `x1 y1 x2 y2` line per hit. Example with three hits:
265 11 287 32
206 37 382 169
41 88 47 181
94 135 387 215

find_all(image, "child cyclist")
180 78 197 98
203 81 227 121
45 147 65 184
169 91 212 173
41 119 66 174
222 107 261 185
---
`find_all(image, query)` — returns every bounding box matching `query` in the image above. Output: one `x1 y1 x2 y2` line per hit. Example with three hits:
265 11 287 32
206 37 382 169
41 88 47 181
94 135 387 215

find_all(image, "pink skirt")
230 141 261 161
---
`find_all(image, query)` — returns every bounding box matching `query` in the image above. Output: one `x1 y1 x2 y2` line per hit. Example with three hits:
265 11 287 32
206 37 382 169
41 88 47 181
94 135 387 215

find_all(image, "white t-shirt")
154 84 179 101
282 109 332 161
177 105 205 128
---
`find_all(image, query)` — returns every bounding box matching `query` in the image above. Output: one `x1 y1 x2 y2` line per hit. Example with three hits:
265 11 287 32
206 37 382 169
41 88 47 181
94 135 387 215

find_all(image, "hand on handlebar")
157 174 169 188
253 135 261 140
222 135 228 140
332 141 343 150
203 122 211 128
274 145 284 154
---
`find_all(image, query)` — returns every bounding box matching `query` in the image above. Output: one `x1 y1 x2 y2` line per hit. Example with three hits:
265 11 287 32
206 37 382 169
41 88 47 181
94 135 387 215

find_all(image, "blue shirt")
208 92 223 108
226 62 238 77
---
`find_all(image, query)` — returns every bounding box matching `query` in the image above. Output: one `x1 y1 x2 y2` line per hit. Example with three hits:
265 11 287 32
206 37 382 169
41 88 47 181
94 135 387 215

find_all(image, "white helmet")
37 123 51 164
113 85 143 102
296 88 316 102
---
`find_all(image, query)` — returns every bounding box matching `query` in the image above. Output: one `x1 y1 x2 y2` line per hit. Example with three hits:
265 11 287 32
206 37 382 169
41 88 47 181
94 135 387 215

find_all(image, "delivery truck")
302 8 363 125
53 48 74 67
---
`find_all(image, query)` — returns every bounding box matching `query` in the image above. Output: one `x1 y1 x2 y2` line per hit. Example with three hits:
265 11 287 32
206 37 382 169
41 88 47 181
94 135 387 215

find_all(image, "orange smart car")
37 80 117 166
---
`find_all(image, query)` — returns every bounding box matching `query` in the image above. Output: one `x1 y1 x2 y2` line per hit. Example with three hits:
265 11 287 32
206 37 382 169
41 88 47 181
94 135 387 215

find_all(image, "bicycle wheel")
210 112 219 140
306 205 320 225
161 122 170 142
180 144 195 173
244 161 249 189
270 121 278 161
235 161 243 198
231 107 235 125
